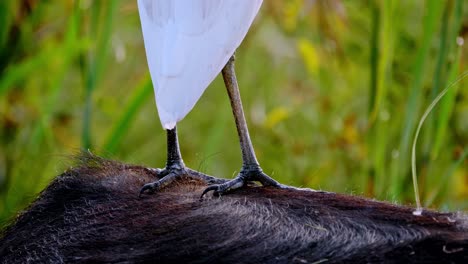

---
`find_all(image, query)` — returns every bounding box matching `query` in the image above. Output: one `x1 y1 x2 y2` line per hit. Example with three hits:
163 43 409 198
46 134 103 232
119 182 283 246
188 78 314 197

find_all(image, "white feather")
137 0 263 129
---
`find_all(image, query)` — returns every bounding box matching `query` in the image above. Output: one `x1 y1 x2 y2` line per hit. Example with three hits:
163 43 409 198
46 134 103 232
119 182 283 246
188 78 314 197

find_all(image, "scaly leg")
201 54 284 198
140 127 226 197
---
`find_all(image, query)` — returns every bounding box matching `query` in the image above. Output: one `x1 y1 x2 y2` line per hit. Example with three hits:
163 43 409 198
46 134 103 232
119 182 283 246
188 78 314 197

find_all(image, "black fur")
1 154 467 263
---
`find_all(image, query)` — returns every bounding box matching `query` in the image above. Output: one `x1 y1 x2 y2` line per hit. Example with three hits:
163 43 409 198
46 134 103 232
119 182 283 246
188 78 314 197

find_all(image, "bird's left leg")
140 127 226 197
201 55 286 198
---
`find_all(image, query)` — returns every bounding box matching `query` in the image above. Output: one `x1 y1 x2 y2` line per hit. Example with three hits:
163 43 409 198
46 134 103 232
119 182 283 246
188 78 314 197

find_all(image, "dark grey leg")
163 127 185 171
201 54 284 198
140 127 226 197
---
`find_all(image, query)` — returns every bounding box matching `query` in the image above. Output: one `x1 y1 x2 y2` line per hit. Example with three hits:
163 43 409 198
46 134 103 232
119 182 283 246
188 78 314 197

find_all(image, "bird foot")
139 165 226 197
201 166 285 198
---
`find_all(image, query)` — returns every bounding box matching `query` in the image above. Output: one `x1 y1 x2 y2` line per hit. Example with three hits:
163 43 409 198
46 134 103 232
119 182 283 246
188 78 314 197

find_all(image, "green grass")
389 0 445 198
0 1 466 224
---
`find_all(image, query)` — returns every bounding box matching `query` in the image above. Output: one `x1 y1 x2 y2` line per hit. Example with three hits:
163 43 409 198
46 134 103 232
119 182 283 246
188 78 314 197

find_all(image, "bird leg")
201 55 284 198
140 127 226 197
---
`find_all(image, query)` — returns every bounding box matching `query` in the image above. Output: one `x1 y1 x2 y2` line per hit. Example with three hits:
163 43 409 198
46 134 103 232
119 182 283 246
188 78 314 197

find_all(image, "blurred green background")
0 0 467 223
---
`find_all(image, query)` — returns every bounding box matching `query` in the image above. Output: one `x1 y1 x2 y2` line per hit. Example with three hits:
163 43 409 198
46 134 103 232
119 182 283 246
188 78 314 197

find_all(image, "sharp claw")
200 176 248 200
139 183 158 198
200 185 220 200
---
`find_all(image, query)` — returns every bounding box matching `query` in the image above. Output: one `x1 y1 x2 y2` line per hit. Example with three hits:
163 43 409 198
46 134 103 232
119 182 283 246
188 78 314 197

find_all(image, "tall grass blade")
431 0 464 159
368 1 379 116
432 46 462 158
0 1 15 71
390 1 444 198
411 71 468 214
25 2 83 154
368 0 398 197
103 76 152 155
81 1 119 150
423 2 451 153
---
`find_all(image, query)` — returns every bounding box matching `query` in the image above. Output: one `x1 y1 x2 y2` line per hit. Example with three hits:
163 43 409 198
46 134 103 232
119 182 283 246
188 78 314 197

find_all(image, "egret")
137 0 283 196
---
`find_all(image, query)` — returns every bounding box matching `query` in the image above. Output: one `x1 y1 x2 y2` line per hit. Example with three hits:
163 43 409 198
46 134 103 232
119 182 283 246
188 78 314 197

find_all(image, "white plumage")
137 0 263 129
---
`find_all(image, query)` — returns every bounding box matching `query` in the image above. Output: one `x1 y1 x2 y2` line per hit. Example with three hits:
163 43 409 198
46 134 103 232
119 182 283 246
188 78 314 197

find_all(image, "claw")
139 167 225 197
139 182 159 198
200 185 220 200
200 176 246 199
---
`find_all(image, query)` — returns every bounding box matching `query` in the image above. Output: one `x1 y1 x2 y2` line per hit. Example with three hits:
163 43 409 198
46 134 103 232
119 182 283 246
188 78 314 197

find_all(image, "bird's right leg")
139 127 226 197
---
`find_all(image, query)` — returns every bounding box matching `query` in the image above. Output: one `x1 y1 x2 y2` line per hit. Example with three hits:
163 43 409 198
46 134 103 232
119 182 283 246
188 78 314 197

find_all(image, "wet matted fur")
0 154 467 263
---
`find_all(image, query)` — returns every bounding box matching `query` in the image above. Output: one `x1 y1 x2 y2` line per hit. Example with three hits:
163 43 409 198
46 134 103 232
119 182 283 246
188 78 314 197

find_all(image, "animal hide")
1 153 467 263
